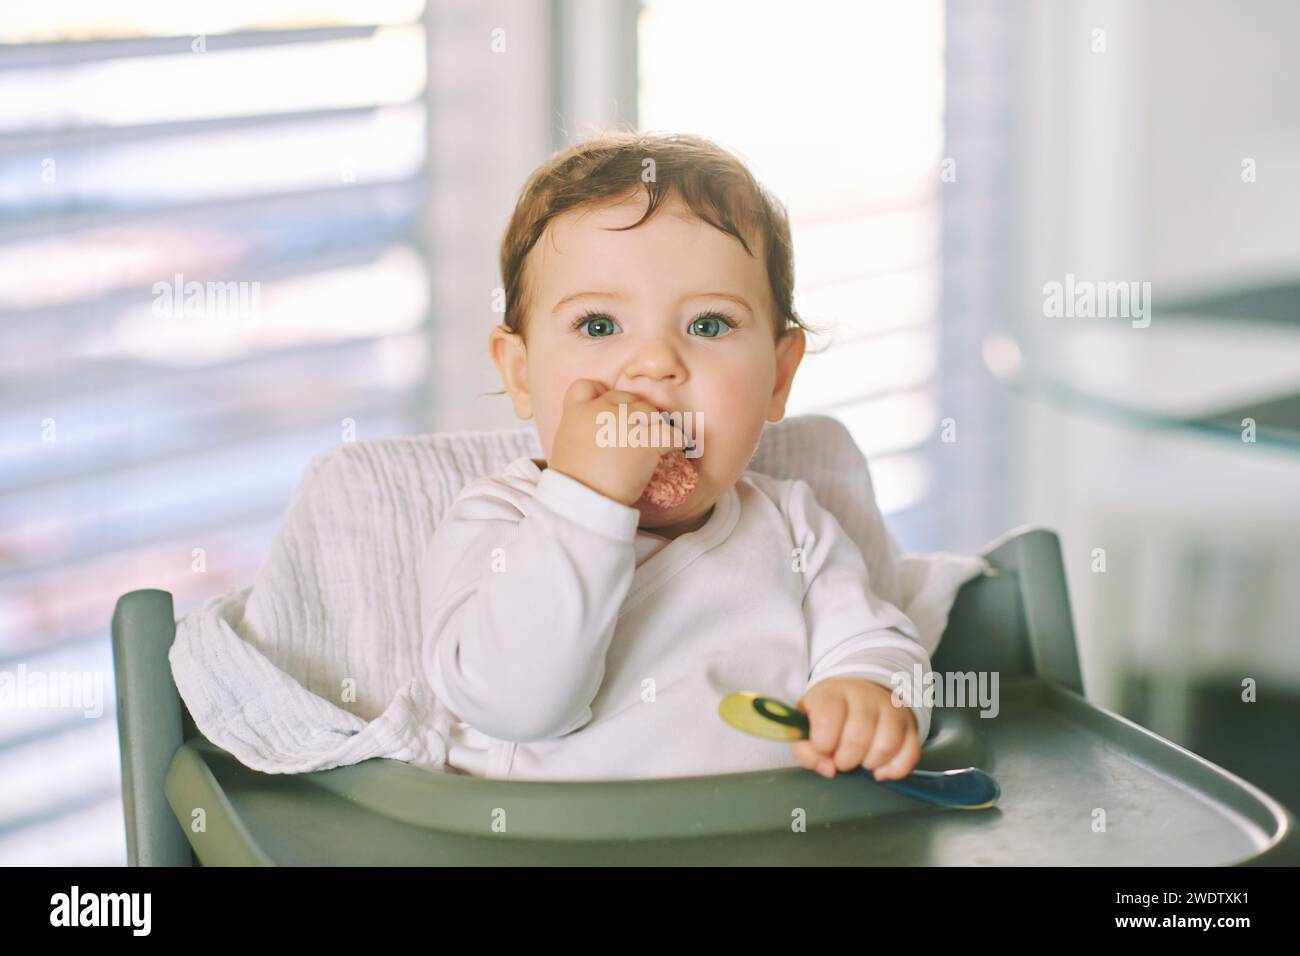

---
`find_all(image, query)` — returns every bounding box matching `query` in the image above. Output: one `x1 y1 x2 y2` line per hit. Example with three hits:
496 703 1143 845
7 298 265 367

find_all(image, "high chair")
110 418 1300 865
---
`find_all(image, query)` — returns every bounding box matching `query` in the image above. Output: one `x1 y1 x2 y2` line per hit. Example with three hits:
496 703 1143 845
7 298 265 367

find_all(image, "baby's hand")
790 677 921 781
549 378 690 507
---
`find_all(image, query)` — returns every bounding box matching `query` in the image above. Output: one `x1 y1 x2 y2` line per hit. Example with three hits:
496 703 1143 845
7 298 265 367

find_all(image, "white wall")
1021 0 1300 292
1140 0 1300 288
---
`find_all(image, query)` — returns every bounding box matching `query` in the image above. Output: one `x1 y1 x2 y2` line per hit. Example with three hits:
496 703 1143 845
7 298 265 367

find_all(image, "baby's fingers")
860 708 906 773
831 693 877 772
790 740 836 778
869 727 922 781
789 691 845 777
798 692 846 759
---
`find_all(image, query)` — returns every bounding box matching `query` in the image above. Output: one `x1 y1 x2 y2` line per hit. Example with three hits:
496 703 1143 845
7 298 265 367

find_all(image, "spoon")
718 691 1000 810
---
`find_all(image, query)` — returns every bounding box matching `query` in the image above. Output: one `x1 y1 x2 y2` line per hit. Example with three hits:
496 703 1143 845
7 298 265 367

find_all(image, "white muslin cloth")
168 415 990 775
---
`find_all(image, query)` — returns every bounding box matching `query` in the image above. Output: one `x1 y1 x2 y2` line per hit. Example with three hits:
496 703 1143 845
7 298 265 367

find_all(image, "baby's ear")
488 324 533 419
766 326 806 421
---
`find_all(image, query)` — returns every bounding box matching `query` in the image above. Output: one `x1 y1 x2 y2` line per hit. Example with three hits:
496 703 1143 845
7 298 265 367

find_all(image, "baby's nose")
621 340 687 380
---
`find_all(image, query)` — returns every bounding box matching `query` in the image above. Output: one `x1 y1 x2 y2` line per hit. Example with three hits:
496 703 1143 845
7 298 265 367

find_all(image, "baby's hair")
484 129 826 397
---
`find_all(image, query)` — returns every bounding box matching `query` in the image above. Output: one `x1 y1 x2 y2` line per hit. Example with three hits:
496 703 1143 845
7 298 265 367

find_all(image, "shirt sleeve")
418 466 641 742
786 479 933 743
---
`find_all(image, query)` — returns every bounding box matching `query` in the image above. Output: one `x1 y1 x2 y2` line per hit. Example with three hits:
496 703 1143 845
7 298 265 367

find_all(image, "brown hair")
484 131 824 396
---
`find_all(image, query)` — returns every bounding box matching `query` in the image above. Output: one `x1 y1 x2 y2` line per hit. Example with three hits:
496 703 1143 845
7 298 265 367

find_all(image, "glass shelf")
984 312 1300 455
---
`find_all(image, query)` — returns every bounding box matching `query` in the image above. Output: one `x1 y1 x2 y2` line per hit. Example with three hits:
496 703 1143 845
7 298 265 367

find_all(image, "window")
0 0 431 865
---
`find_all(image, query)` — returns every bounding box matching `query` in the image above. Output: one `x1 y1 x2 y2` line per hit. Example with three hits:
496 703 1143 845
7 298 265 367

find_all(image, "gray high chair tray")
112 527 1298 866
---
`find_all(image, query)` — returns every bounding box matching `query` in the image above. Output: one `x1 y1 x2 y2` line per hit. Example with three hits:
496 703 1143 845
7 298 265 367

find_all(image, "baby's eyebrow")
550 290 623 316
685 292 753 313
550 290 753 316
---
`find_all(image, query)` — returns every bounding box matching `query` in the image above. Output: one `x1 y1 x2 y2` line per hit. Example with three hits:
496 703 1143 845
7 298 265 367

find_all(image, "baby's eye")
569 310 738 339
571 312 621 338
689 311 738 338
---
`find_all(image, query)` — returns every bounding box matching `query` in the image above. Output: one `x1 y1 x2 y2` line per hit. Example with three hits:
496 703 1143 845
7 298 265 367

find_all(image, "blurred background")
3 0 1298 864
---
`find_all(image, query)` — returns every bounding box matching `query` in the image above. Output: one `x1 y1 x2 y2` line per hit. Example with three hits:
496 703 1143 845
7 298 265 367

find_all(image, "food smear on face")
639 448 699 509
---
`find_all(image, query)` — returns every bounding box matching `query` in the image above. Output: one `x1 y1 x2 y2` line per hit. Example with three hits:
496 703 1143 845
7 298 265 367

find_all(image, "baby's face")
491 190 804 535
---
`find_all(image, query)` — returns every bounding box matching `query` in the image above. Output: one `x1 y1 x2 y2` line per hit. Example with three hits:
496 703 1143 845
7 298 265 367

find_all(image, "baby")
418 132 931 782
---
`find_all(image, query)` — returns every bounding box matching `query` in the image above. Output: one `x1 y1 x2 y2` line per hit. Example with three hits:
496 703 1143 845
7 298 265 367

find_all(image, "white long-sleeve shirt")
417 455 932 781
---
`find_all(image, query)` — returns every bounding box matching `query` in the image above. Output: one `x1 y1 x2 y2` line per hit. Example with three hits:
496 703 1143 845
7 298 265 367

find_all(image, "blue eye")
570 311 621 338
569 309 739 339
689 312 738 338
